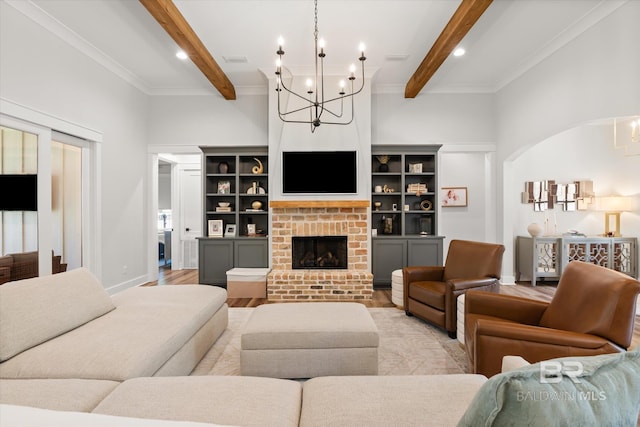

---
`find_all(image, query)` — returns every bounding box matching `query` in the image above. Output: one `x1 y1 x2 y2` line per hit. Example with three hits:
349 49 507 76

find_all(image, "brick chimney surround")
268 200 373 301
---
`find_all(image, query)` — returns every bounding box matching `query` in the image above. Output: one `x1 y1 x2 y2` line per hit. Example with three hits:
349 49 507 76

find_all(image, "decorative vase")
527 223 544 237
218 161 229 174
251 200 263 210
379 163 389 172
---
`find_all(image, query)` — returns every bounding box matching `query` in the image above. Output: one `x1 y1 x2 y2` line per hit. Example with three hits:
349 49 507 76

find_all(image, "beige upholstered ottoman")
240 302 379 379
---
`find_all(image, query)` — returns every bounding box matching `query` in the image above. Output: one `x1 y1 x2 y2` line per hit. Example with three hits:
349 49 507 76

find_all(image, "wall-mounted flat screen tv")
283 151 357 194
0 174 38 211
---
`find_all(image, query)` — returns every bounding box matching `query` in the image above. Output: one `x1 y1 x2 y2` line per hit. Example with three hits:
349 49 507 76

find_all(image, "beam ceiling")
139 0 236 100
404 0 493 98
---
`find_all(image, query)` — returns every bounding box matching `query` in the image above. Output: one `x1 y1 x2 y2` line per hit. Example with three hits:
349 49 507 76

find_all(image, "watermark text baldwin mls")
516 361 606 402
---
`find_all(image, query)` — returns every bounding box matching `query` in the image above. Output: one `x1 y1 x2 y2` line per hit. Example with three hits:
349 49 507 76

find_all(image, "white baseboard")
500 275 516 285
105 274 149 295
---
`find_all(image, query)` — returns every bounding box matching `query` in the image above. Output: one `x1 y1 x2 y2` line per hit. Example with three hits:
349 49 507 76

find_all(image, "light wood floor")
146 267 640 348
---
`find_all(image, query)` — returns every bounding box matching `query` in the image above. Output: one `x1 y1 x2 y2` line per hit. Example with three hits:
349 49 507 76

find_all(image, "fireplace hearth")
292 236 347 269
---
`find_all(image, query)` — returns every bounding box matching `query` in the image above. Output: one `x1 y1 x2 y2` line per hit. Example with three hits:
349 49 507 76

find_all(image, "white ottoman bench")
240 302 379 379
391 269 404 308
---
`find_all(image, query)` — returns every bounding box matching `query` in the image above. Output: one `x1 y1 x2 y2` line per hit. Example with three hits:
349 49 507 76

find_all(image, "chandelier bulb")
277 36 284 55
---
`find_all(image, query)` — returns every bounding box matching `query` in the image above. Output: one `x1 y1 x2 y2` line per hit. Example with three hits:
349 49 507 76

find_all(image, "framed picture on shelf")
224 224 236 237
217 181 230 194
408 163 423 173
208 219 224 237
441 187 468 207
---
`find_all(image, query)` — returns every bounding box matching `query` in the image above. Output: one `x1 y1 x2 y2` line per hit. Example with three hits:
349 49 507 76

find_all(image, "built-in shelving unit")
198 147 269 285
370 145 444 287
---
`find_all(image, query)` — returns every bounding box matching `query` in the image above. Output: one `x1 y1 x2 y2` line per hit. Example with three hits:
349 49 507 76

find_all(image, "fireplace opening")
292 236 348 269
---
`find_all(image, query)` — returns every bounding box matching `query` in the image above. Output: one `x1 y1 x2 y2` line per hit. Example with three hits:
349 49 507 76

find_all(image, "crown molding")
6 0 151 94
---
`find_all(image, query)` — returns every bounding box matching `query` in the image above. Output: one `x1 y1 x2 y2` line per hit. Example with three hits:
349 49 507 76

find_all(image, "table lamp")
594 196 632 237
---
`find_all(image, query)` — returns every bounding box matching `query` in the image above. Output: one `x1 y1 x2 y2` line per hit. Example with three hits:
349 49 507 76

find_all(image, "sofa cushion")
0 285 227 380
457 348 640 427
93 376 301 427
0 379 119 412
0 404 233 427
300 375 487 427
0 268 115 362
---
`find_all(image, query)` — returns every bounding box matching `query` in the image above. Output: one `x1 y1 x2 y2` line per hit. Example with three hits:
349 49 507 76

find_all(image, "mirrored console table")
516 236 637 286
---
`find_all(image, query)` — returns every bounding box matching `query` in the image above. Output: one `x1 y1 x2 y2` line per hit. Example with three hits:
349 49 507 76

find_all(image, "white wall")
495 1 640 281
0 3 149 290
512 124 640 276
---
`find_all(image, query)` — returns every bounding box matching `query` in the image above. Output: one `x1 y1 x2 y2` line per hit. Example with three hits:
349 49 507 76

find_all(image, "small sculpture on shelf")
218 161 229 174
376 155 390 172
251 158 264 174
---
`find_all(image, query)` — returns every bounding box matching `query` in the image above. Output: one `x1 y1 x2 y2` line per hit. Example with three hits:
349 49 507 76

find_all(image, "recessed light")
453 47 465 57
176 50 188 60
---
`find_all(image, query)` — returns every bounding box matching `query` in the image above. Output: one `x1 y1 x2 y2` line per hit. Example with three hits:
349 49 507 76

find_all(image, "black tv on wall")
0 174 38 211
282 151 357 194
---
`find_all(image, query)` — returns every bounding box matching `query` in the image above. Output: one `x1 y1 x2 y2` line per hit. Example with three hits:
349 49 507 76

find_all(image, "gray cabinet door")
372 239 407 287
407 238 443 267
235 240 268 268
198 239 234 285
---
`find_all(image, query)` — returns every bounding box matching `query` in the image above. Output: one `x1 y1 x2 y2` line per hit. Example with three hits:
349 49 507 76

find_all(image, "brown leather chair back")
442 240 505 282
539 260 640 348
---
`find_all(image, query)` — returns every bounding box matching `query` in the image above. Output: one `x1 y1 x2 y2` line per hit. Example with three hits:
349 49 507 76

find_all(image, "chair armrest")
501 355 530 372
477 319 614 349
448 277 499 292
466 290 548 325
403 266 445 284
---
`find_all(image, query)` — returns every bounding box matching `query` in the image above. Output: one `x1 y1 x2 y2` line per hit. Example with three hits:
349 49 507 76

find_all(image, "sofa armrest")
501 355 530 372
466 290 548 325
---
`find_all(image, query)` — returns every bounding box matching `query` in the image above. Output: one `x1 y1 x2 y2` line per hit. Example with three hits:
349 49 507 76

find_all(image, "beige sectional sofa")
0 268 228 381
0 374 488 427
1 269 638 426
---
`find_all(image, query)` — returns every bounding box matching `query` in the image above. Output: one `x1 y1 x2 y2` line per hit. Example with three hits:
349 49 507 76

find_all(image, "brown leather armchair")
465 260 640 377
403 239 505 338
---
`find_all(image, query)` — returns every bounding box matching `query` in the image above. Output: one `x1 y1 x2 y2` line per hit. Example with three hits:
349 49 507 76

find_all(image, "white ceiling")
19 0 624 97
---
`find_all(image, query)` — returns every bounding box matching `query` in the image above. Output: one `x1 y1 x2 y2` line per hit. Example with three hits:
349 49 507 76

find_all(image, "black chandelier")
275 0 366 133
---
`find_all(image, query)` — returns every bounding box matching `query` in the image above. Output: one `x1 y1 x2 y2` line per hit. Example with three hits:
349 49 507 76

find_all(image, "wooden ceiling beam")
404 0 493 98
139 0 236 100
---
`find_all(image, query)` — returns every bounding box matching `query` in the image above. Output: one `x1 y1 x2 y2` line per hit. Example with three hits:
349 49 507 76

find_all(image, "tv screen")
283 151 357 194
0 174 38 211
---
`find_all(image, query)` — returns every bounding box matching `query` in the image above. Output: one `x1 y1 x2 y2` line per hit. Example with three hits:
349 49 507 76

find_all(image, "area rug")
191 307 468 376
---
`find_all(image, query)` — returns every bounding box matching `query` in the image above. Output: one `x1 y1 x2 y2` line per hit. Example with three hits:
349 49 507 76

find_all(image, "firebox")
292 236 348 269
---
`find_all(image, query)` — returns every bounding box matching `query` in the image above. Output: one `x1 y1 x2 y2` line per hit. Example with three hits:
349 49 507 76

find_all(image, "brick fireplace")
268 200 373 301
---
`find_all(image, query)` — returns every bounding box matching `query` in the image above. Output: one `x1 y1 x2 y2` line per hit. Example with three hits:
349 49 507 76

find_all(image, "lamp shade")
593 196 632 212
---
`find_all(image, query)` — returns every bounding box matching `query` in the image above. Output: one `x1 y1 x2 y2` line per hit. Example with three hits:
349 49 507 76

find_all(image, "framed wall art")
441 187 468 207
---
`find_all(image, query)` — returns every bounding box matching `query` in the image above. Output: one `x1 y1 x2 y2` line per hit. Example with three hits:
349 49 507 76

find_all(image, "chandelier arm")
278 77 316 105
277 82 317 119
316 96 355 125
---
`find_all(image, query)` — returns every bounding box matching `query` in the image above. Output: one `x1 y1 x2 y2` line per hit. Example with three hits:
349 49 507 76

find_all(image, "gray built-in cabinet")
371 145 444 287
198 147 269 286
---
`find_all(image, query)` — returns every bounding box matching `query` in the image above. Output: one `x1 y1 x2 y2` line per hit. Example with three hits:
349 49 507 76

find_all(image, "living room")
2 1 638 292
1 0 639 425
